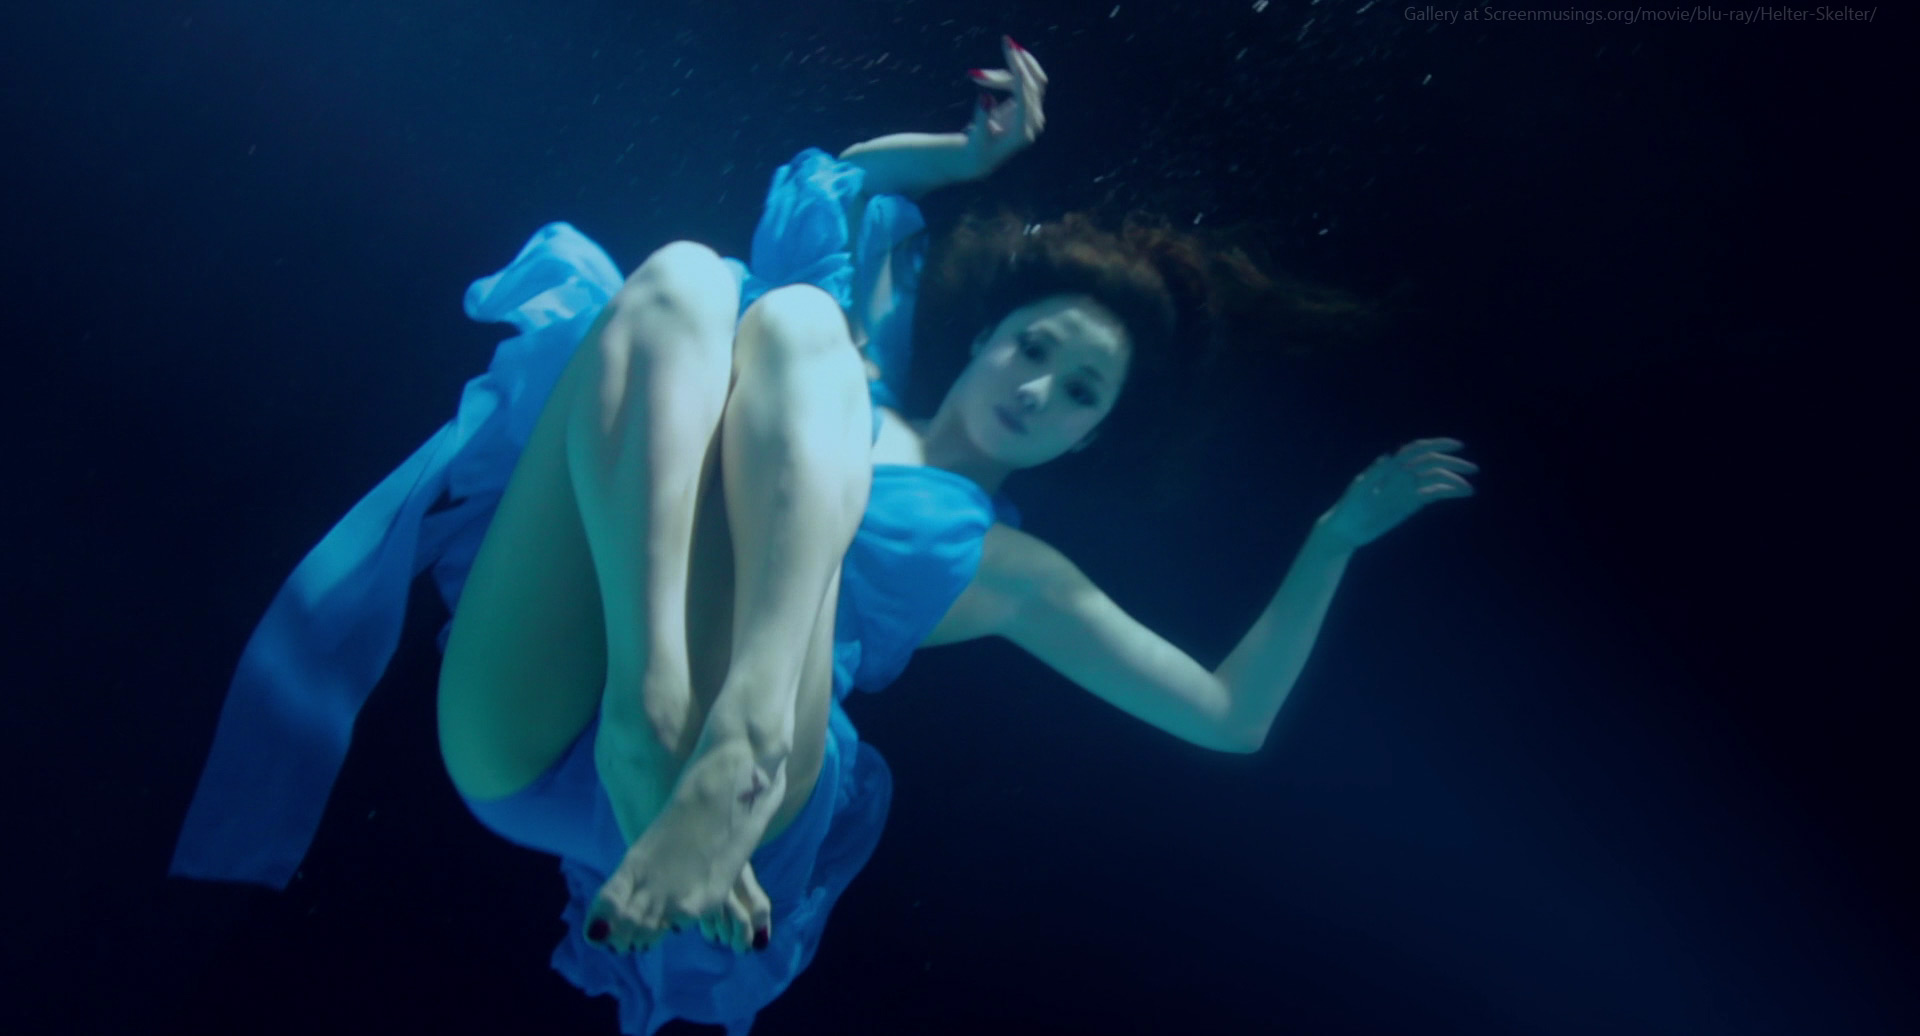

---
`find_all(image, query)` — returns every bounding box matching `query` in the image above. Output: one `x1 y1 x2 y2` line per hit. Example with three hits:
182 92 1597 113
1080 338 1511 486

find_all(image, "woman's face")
951 294 1131 468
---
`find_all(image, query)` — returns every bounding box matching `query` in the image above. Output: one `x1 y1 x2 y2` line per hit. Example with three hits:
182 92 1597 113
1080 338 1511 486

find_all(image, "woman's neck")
914 411 1011 497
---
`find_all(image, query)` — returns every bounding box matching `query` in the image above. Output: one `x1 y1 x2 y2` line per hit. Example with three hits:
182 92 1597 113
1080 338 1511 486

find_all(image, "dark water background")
5 1 1906 1034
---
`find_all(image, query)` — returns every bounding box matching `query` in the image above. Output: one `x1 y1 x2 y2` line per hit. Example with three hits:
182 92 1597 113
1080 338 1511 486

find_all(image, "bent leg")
587 284 868 954
568 241 740 759
438 239 736 806
710 284 872 764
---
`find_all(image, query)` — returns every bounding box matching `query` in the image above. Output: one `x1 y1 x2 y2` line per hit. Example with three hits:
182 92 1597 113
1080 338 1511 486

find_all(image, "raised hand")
1317 438 1478 551
961 35 1049 179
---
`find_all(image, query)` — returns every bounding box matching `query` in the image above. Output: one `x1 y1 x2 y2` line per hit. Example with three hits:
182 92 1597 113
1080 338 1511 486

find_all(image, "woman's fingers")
1004 39 1047 130
1400 450 1480 475
1003 35 1048 85
961 38 1049 153
976 38 1047 110
1418 470 1476 496
970 65 1031 119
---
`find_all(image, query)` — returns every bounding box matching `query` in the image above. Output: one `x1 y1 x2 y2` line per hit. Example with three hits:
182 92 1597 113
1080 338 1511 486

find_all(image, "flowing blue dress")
169 147 1020 1035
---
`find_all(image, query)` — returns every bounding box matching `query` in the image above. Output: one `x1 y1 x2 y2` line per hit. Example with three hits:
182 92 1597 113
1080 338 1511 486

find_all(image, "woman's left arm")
1218 439 1477 744
996 439 1477 754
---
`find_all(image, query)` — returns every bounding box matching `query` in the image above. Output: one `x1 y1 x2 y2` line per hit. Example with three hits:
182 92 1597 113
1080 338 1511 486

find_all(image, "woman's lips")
995 405 1028 434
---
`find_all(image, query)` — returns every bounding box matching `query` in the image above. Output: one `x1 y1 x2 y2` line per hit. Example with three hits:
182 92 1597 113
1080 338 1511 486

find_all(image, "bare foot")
585 741 785 955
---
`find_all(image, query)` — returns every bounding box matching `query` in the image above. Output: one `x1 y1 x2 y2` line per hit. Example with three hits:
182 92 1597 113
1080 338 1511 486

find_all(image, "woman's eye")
1018 336 1095 405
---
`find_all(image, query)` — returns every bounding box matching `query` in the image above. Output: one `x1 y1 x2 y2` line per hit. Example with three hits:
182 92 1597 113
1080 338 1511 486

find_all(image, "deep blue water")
6 2 1905 1034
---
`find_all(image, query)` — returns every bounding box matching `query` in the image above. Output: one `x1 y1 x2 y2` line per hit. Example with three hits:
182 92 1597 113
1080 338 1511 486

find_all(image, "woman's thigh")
437 312 614 803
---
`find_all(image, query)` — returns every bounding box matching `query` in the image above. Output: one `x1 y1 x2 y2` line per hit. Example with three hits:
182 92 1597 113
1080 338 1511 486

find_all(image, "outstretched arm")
986 440 1477 754
1209 520 1355 748
987 525 1345 755
1218 439 1477 743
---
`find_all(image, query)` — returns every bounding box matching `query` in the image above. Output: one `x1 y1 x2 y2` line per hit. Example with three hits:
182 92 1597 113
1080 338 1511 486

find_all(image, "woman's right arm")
838 132 980 201
838 34 1050 201
837 37 1050 348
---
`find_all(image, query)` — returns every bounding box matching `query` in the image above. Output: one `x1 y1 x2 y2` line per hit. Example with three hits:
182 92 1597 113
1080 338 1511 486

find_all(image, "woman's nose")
1017 377 1050 410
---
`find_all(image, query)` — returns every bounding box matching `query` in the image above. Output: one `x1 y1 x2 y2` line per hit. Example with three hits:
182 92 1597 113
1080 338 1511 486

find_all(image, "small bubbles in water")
1253 0 1269 12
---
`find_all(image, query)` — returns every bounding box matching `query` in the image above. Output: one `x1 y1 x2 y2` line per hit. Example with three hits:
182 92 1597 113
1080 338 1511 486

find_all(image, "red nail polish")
979 92 994 111
753 927 770 950
1006 36 1026 53
967 68 986 79
588 919 609 943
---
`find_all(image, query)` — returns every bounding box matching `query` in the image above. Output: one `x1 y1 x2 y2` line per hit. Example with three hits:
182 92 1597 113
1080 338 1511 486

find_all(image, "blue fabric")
169 147 1018 1035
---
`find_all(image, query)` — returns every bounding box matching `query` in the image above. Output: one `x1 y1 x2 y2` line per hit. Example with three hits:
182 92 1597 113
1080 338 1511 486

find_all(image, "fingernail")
1006 36 1026 53
587 919 610 943
967 68 987 80
753 927 770 950
979 92 994 111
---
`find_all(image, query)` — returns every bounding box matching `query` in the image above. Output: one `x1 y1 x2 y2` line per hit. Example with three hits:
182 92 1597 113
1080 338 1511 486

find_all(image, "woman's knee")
734 285 857 373
603 240 741 363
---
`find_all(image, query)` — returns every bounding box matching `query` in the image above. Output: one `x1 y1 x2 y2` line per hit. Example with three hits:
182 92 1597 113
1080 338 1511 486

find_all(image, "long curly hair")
906 205 1386 499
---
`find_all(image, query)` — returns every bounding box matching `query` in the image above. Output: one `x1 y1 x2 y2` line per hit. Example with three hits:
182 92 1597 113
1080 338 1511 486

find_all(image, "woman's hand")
1316 438 1479 552
961 35 1049 180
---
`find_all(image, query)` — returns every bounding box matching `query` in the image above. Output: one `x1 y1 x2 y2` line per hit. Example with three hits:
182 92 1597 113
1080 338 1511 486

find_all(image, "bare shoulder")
917 523 1065 648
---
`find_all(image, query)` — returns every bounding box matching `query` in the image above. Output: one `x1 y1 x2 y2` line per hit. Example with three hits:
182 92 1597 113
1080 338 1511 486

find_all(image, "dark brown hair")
907 205 1385 497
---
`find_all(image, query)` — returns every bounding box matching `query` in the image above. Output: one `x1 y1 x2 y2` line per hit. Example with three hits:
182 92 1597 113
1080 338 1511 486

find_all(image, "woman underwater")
170 35 1476 1036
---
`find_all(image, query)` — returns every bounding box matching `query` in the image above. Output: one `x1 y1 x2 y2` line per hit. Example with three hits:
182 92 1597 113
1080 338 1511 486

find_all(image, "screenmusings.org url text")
1404 6 1877 24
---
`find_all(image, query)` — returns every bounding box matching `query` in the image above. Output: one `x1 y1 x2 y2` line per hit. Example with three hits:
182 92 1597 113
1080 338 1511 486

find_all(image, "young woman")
171 36 1475 1036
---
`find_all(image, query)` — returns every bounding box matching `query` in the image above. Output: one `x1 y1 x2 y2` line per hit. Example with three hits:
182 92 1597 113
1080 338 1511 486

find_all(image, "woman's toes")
734 862 772 949
725 891 753 953
635 918 668 954
693 908 723 951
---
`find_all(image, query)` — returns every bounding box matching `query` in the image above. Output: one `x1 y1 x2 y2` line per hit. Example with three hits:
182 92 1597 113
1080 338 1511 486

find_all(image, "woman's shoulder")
869 406 927 467
918 522 1043 647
